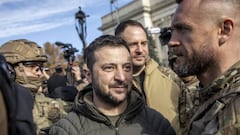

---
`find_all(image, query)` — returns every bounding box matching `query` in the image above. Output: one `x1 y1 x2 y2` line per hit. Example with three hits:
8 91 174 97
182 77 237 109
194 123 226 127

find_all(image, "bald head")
179 0 238 18
175 0 240 38
169 0 240 85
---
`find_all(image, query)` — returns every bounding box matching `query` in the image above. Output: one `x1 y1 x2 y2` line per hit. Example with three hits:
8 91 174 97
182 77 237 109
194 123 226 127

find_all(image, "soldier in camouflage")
168 45 200 131
168 0 240 134
0 39 67 135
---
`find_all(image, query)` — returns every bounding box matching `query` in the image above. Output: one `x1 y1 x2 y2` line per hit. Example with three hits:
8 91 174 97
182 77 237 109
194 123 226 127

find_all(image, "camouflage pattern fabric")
158 66 191 134
184 61 240 135
158 66 194 125
179 84 200 134
177 76 199 132
0 39 47 65
158 66 185 88
55 98 74 113
33 93 67 135
181 76 199 92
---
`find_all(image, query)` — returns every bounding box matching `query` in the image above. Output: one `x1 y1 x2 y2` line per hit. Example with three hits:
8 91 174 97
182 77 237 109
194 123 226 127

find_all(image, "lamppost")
75 7 89 49
110 0 120 25
75 7 89 82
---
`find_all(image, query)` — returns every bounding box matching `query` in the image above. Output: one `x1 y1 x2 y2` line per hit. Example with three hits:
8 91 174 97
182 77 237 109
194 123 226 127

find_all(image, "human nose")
168 32 180 47
35 67 43 77
136 43 143 52
114 68 126 81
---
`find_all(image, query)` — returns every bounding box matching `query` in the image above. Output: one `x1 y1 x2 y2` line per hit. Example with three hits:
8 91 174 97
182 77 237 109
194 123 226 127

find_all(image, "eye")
35 67 42 72
141 41 148 47
173 24 190 34
24 65 43 73
128 42 138 47
123 64 132 72
103 65 114 72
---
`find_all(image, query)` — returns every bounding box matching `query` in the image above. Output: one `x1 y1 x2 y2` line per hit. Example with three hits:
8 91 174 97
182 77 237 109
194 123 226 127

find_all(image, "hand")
72 65 81 81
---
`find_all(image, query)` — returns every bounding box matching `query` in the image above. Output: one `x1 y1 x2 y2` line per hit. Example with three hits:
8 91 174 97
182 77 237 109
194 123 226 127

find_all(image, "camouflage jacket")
33 93 68 135
176 76 199 132
185 61 240 135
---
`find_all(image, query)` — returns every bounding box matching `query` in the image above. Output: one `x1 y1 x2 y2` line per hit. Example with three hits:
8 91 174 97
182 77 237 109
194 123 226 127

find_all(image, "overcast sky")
0 0 131 54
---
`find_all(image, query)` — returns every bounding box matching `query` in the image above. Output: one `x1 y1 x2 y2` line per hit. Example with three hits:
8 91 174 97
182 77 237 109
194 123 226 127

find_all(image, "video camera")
148 27 172 46
55 42 79 63
55 42 79 86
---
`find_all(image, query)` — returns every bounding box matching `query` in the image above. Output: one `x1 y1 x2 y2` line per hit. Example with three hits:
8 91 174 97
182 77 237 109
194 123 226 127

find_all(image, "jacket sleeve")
49 112 79 135
15 84 36 135
144 107 176 135
49 124 69 135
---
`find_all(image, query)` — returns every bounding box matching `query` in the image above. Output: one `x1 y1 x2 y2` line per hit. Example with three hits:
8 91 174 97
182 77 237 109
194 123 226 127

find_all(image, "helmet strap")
18 63 29 84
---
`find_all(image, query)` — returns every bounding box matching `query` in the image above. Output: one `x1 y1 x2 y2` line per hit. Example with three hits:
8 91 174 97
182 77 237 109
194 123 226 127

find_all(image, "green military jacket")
49 87 176 135
186 61 240 135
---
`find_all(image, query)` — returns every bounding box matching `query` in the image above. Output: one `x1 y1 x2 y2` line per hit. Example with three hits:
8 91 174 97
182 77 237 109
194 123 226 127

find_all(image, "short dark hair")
114 20 148 37
84 35 130 71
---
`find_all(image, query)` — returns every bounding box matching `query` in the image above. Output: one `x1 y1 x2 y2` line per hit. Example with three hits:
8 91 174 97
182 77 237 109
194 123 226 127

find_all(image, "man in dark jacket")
0 54 36 135
49 35 175 135
47 65 67 97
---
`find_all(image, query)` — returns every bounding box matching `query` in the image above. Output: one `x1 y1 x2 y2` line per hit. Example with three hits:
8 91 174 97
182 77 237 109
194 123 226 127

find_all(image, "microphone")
147 27 161 34
148 27 172 45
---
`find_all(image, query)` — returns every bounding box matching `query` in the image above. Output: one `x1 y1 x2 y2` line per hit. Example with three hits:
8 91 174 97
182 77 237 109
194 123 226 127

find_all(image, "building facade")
99 0 177 66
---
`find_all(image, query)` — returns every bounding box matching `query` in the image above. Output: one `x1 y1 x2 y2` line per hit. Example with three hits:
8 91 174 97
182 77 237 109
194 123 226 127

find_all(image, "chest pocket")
190 100 225 135
189 92 240 135
34 96 62 126
217 95 240 135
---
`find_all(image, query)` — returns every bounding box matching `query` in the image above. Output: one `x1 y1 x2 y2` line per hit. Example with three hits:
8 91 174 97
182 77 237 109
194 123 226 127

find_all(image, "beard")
92 82 131 107
173 46 216 77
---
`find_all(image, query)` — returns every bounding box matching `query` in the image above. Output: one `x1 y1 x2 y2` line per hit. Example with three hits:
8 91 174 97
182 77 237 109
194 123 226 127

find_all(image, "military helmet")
0 39 47 65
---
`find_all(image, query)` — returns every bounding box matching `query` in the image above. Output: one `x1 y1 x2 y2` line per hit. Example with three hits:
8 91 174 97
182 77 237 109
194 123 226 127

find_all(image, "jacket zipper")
114 114 127 135
115 127 119 135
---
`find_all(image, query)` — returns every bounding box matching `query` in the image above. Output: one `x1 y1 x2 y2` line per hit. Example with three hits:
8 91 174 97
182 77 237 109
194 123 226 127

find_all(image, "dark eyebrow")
123 62 132 66
172 20 193 29
127 40 148 45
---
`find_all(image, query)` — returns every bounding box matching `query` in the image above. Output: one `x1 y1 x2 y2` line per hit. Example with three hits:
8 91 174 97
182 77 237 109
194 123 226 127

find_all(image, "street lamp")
75 7 89 49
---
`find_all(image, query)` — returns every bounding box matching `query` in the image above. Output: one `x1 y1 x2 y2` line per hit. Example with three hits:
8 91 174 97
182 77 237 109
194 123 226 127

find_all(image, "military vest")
186 61 240 135
33 93 67 134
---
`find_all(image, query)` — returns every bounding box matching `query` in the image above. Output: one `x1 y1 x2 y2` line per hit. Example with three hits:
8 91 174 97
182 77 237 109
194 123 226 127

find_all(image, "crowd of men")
1 0 240 134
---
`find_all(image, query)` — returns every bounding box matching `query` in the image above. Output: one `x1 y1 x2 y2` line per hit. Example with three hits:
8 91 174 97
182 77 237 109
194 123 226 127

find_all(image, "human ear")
84 68 92 83
218 19 233 45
